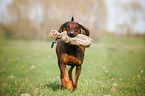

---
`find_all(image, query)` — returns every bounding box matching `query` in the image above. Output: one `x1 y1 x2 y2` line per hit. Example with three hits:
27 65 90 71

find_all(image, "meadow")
0 35 145 96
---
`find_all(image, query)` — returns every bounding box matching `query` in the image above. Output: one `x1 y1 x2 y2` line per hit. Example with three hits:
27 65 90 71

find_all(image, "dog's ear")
58 22 68 33
78 23 90 36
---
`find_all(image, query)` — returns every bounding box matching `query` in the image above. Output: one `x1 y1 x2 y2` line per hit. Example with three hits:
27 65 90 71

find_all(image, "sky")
0 0 145 33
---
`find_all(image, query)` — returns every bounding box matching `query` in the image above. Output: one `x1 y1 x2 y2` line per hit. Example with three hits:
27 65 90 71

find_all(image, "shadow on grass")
45 81 60 91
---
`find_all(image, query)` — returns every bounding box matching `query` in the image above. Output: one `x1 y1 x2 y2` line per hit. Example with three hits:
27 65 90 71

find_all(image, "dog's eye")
66 26 70 31
75 27 79 32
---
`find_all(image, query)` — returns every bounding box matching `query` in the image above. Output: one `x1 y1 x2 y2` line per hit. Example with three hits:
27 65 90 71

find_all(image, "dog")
56 17 90 91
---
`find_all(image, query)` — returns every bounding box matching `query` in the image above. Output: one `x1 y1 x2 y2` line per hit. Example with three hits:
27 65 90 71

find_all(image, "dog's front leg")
59 63 73 91
73 65 82 90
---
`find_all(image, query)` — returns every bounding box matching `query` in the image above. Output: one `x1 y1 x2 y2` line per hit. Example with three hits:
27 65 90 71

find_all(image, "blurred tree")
2 0 107 40
124 1 145 35
7 0 36 39
115 1 145 36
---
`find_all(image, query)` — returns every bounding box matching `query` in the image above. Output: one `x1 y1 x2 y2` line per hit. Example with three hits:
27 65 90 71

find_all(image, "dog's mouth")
67 32 77 38
68 35 77 38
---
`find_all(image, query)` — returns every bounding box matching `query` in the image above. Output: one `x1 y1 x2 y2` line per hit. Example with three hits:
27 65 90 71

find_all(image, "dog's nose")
69 32 74 36
68 32 75 37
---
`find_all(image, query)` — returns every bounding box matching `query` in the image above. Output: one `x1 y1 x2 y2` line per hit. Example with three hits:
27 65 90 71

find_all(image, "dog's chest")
61 53 82 65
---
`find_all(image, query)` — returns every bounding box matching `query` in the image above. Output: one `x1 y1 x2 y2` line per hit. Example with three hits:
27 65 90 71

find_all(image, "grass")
0 36 145 96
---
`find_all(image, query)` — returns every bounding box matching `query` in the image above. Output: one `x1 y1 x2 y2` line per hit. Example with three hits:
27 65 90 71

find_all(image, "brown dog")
56 17 89 91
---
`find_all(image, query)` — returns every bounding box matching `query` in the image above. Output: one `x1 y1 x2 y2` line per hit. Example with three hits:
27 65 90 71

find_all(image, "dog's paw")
61 86 67 90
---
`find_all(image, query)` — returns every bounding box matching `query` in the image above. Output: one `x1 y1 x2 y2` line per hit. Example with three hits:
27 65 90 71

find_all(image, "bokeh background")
0 0 145 95
0 0 145 40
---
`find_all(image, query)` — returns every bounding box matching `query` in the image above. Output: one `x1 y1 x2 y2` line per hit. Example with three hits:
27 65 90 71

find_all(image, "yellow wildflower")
119 78 122 81
113 52 117 56
111 78 114 80
105 70 108 73
109 75 111 77
12 58 16 62
138 75 140 78
101 77 104 80
110 63 112 65
24 71 27 74
21 66 24 68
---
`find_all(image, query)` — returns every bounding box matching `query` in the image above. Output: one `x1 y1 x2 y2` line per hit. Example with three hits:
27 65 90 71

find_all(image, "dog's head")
58 17 89 37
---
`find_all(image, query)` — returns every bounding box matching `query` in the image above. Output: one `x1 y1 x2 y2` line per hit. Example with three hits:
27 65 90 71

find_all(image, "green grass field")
0 36 145 96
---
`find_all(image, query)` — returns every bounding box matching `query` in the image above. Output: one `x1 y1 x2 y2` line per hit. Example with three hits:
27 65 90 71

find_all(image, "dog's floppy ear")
78 23 90 36
58 22 68 33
